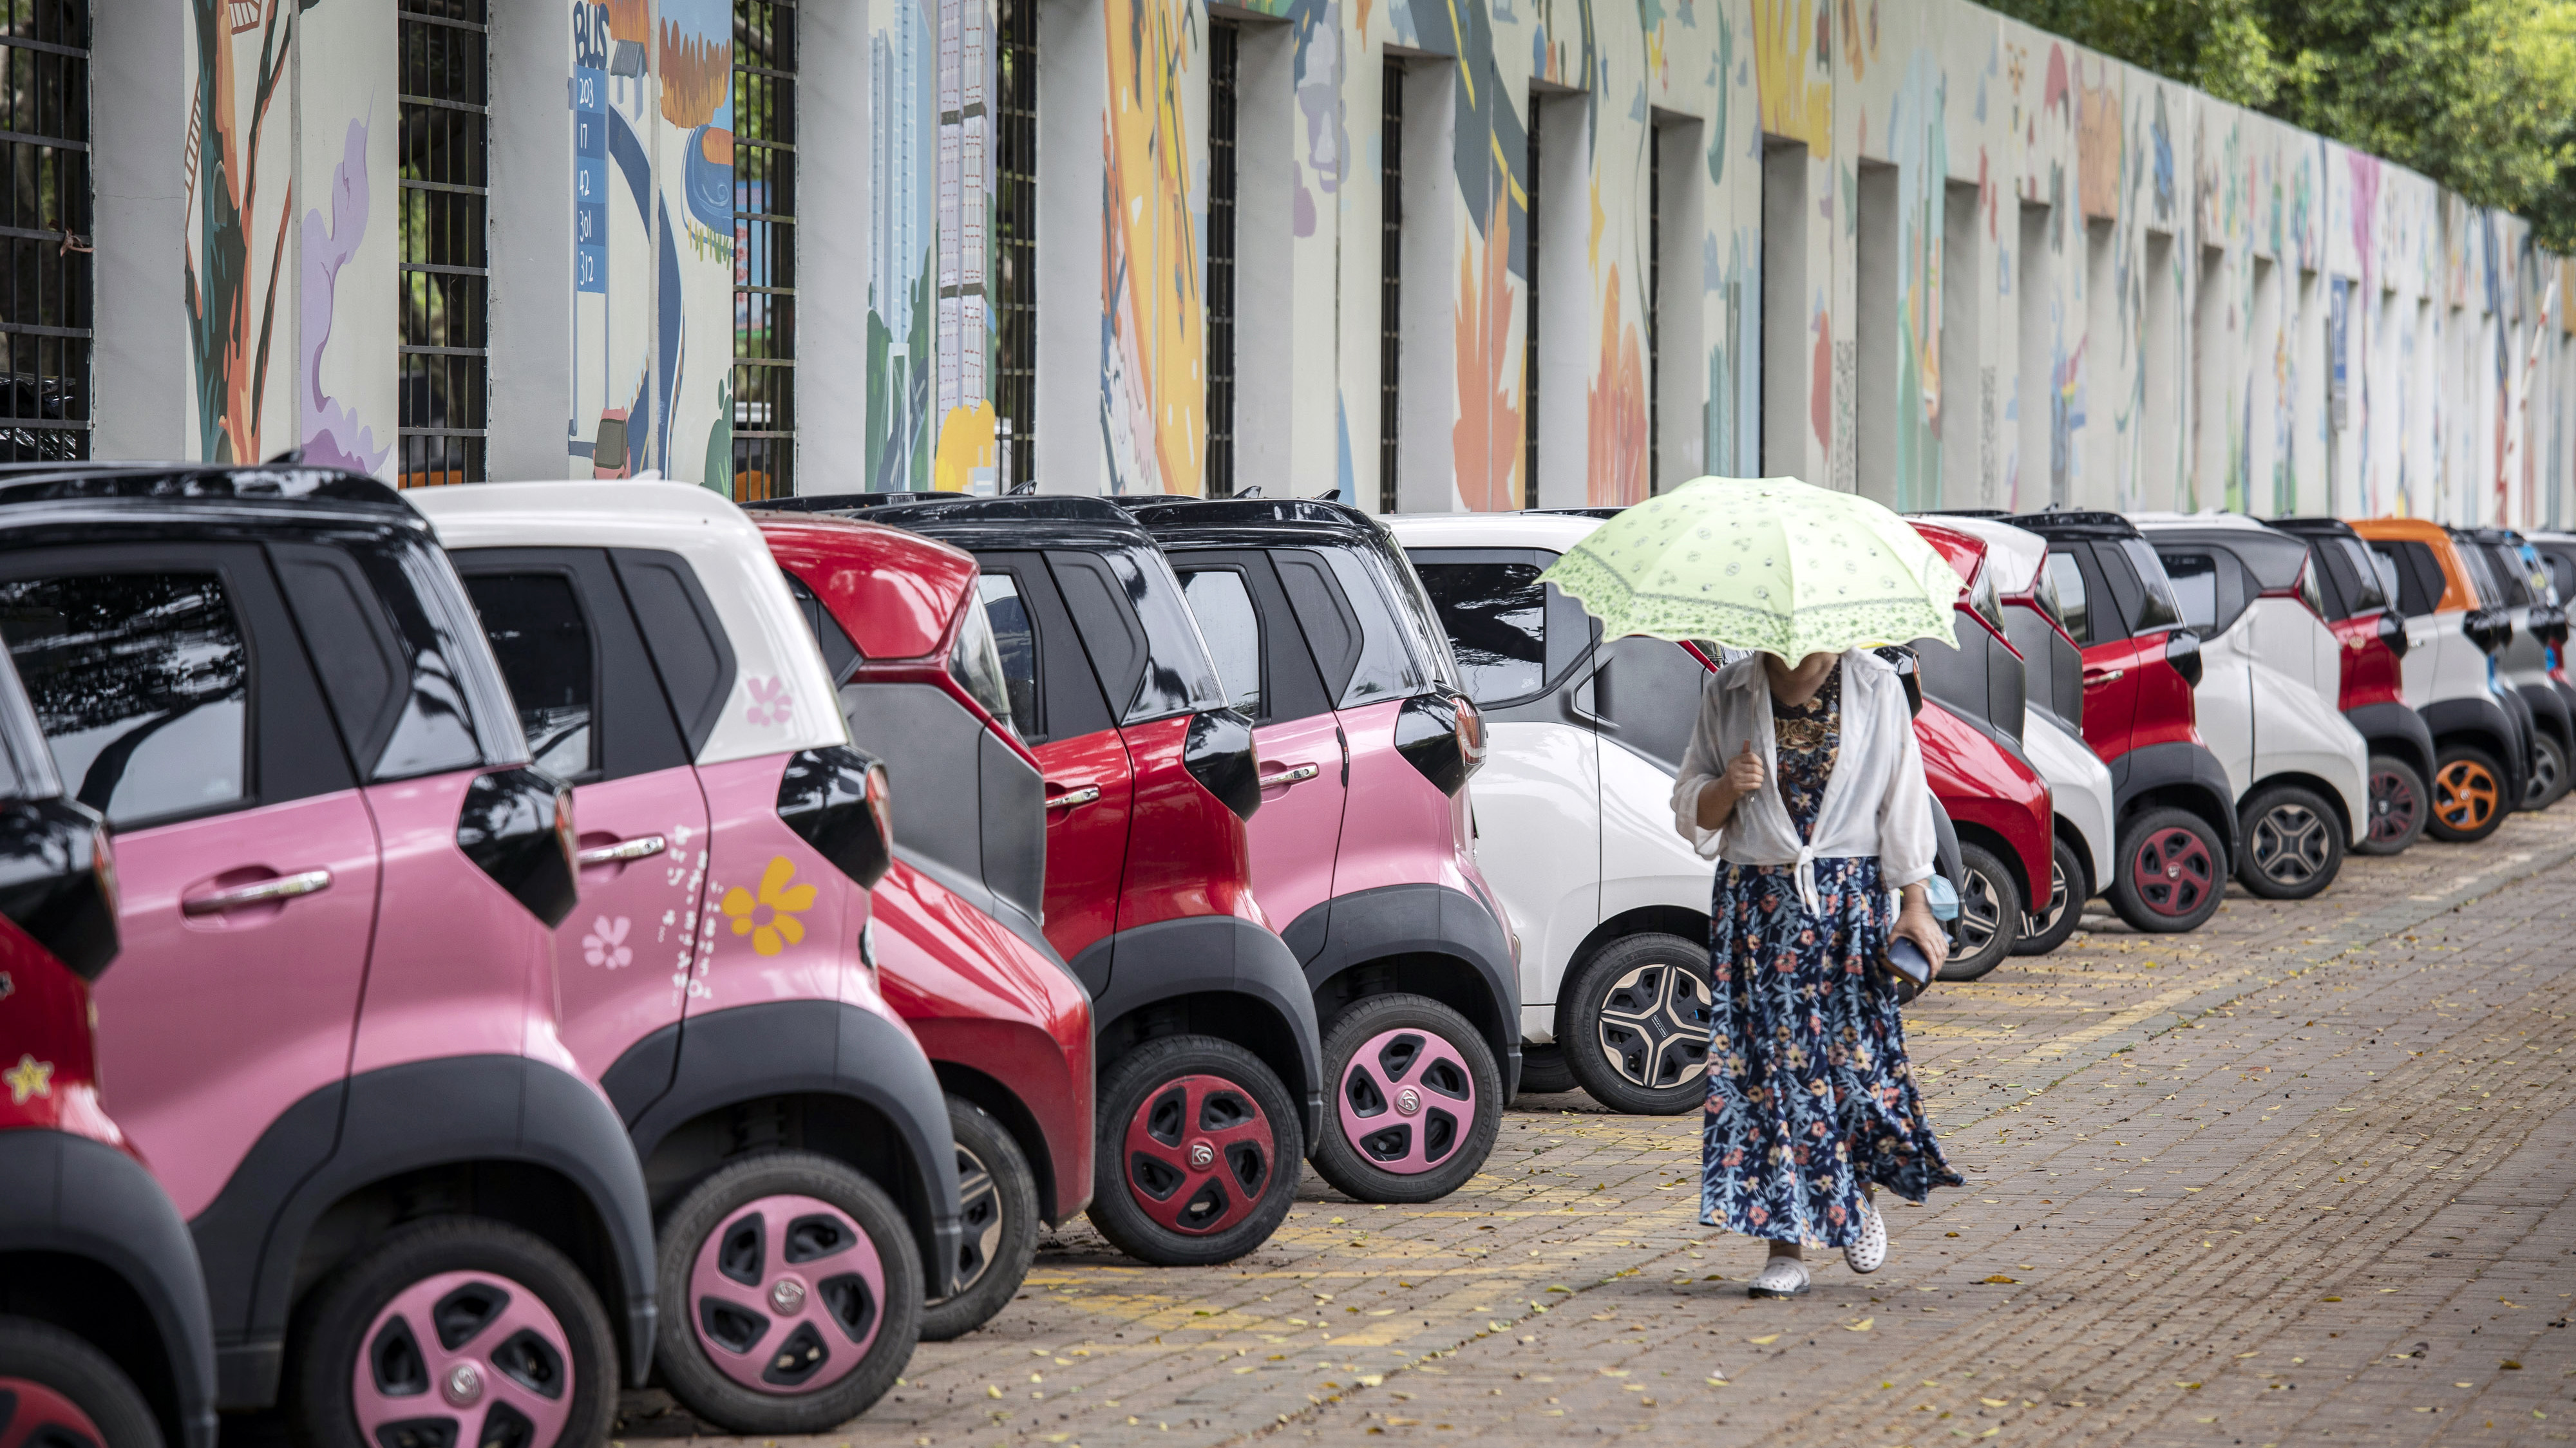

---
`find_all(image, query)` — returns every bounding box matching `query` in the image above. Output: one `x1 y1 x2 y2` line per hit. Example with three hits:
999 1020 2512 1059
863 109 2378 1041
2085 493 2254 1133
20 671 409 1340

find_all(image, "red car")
1904 523 2054 979
758 514 1096 1331
763 496 1321 1269
2009 512 2237 932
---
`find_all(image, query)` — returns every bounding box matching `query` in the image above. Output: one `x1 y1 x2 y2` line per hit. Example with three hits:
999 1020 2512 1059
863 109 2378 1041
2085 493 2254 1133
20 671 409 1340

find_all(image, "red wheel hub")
1122 1074 1274 1235
2129 826 2214 918
0 1377 105 1448
2368 767 2421 846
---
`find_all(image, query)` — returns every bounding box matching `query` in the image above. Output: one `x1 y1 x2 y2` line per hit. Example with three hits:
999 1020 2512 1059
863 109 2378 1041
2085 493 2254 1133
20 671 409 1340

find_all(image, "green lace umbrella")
1536 476 1959 657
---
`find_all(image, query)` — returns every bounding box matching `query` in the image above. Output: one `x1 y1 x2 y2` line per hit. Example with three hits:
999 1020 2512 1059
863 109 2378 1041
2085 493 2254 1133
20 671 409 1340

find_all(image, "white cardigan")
1668 648 1938 912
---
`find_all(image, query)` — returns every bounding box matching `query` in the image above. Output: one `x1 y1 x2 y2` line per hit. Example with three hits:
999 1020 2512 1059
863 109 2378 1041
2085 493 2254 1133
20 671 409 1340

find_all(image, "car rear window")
1415 561 1545 704
2114 539 2185 634
2043 551 2092 646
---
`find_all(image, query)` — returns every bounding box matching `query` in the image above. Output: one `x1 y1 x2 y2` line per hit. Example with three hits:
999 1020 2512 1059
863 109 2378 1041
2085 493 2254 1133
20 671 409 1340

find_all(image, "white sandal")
1844 1201 1888 1275
1747 1255 1810 1298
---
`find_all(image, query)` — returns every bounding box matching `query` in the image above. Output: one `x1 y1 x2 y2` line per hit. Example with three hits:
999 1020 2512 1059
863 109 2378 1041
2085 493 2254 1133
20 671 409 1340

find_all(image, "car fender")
185 1056 658 1408
0 1130 218 1448
1283 882 1520 1098
2342 700 2435 780
2420 693 2527 802
2108 741 2240 861
1074 914 1325 1142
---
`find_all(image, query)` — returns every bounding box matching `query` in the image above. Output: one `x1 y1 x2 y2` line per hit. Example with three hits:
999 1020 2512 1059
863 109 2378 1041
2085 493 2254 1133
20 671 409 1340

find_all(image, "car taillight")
2165 630 2204 688
779 746 895 889
0 799 119 981
1394 690 1486 795
2375 610 2408 659
2465 609 2513 654
1182 708 1262 822
457 768 580 927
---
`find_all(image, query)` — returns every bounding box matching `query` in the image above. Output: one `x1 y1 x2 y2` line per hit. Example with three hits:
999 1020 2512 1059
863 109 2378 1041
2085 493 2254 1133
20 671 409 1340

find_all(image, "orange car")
2348 518 2533 842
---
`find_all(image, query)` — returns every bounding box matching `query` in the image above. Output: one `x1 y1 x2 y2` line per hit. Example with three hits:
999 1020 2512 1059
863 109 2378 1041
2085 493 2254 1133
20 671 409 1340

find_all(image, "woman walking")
1672 646 1960 1297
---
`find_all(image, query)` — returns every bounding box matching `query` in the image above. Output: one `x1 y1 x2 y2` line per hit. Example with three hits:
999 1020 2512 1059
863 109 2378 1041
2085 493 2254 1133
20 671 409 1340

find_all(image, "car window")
2545 550 2576 603
1363 538 1467 693
1178 567 1264 715
1318 546 1428 706
2367 543 2411 614
1414 561 1546 705
978 572 1041 735
0 572 249 825
2161 552 2220 634
948 590 1018 732
462 572 596 780
2116 539 2185 632
1104 546 1227 722
2043 551 2092 645
2328 536 2387 614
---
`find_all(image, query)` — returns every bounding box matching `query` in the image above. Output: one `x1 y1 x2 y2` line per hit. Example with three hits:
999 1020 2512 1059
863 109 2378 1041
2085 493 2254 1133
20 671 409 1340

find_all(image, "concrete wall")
84 0 2576 525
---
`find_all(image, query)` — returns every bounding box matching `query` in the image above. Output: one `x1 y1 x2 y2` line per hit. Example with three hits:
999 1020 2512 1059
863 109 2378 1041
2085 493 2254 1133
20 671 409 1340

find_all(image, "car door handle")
2082 668 2125 687
1259 764 1321 789
576 834 667 867
183 869 333 916
1045 785 1102 809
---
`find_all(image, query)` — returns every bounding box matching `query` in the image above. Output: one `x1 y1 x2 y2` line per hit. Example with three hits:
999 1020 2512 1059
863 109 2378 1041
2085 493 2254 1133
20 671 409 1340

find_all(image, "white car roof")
1913 514 2049 596
409 481 850 767
1383 511 1606 552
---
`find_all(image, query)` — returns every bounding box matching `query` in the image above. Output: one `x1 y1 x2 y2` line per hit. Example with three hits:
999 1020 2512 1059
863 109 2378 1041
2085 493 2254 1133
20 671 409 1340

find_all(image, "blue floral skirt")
1698 855 1961 1246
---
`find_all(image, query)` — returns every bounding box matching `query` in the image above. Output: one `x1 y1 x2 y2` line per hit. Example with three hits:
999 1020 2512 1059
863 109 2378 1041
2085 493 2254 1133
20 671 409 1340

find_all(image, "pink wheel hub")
1 1376 105 1448
1122 1074 1275 1234
351 1270 576 1448
687 1194 886 1394
2130 825 2216 917
1336 1028 1474 1174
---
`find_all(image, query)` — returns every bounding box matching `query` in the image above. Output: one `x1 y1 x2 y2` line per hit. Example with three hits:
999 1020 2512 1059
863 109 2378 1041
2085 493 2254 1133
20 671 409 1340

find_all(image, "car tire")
1513 1043 1577 1096
2523 733 2570 811
2106 807 2227 933
654 1152 922 1433
1938 842 2023 981
2356 754 2429 855
1563 933 1714 1116
2235 784 2345 900
2427 744 2510 843
1086 1035 1302 1267
920 1098 1039 1342
285 1218 618 1448
1309 993 1503 1204
2011 836 2088 957
0 1314 164 1448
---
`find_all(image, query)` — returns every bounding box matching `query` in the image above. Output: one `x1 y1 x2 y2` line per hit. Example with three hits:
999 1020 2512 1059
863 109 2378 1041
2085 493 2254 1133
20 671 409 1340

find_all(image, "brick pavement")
616 805 2576 1448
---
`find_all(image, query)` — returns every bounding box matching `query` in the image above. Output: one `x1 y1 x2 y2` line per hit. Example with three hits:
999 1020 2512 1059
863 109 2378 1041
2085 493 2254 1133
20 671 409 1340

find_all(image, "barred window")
994 0 1036 491
1204 19 1238 498
734 0 795 500
397 0 488 486
1379 60 1401 514
1 0 90 462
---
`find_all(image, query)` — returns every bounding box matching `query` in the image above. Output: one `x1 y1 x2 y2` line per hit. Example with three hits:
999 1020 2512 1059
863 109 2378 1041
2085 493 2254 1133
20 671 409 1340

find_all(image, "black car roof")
2002 509 2140 540
1126 496 1387 549
2141 526 2313 592
822 493 1158 551
2453 526 2526 547
0 461 425 536
754 490 969 512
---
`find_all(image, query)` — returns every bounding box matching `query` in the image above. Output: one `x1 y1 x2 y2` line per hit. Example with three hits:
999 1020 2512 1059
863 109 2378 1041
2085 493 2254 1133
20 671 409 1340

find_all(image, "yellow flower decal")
721 856 817 957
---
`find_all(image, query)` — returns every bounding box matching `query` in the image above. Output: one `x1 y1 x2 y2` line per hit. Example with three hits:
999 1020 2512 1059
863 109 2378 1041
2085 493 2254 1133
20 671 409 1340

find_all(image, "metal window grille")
1205 19 1238 498
397 0 488 485
994 0 1036 490
1379 60 1402 514
734 0 795 500
2 0 90 462
1647 122 1659 494
1522 93 1538 509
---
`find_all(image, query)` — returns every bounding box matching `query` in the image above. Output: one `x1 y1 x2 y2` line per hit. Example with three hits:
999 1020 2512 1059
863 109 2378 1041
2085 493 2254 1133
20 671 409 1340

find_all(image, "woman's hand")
1696 740 1766 829
1894 885 1948 974
1723 739 1765 796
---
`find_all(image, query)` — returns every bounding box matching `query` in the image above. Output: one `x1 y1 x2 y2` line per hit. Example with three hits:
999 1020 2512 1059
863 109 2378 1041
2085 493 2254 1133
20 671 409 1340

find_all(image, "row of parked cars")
1 464 2566 1448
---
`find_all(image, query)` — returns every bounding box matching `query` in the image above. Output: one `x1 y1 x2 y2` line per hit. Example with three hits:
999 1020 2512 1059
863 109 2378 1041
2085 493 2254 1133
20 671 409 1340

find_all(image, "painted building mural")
112 0 2576 525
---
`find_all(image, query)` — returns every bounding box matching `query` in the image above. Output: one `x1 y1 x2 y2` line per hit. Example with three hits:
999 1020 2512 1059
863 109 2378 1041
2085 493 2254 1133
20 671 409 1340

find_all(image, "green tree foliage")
1982 0 2576 251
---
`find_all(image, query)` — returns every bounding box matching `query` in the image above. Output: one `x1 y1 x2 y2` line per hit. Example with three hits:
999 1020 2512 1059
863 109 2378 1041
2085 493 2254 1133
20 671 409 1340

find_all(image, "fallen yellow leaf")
1982 1274 2018 1284
1845 1318 1875 1331
1981 1396 2009 1406
1747 1333 1781 1345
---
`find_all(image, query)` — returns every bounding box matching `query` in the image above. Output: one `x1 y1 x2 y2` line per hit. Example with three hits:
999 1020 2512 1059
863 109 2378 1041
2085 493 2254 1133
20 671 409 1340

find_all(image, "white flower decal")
744 675 793 728
582 914 633 968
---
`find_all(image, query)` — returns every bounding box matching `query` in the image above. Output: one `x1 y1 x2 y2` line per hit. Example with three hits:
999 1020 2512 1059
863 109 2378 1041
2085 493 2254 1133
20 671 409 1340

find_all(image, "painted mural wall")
137 0 2576 526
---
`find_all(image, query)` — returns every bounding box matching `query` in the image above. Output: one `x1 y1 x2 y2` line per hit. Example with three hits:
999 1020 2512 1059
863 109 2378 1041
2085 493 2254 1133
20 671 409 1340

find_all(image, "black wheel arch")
2344 700 2434 780
2049 816 2096 901
2109 740 2240 865
607 1000 965 1299
1950 822 2034 907
2421 695 2528 804
185 1055 659 1409
1283 883 1520 1099
2242 771 2355 842
1075 912 1325 1143
1549 905 1711 1046
932 1061 1065 1227
0 1131 218 1448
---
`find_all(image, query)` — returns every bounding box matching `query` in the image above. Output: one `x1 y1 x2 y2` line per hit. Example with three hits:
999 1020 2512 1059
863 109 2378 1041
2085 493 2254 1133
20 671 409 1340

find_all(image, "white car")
1387 512 1964 1114
2135 514 2371 899
1913 514 2115 955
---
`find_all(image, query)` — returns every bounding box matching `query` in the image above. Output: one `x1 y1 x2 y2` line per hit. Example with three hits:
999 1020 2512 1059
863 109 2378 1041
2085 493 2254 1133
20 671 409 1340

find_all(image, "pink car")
413 482 955 1433
1125 498 1515 1203
0 464 649 1448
